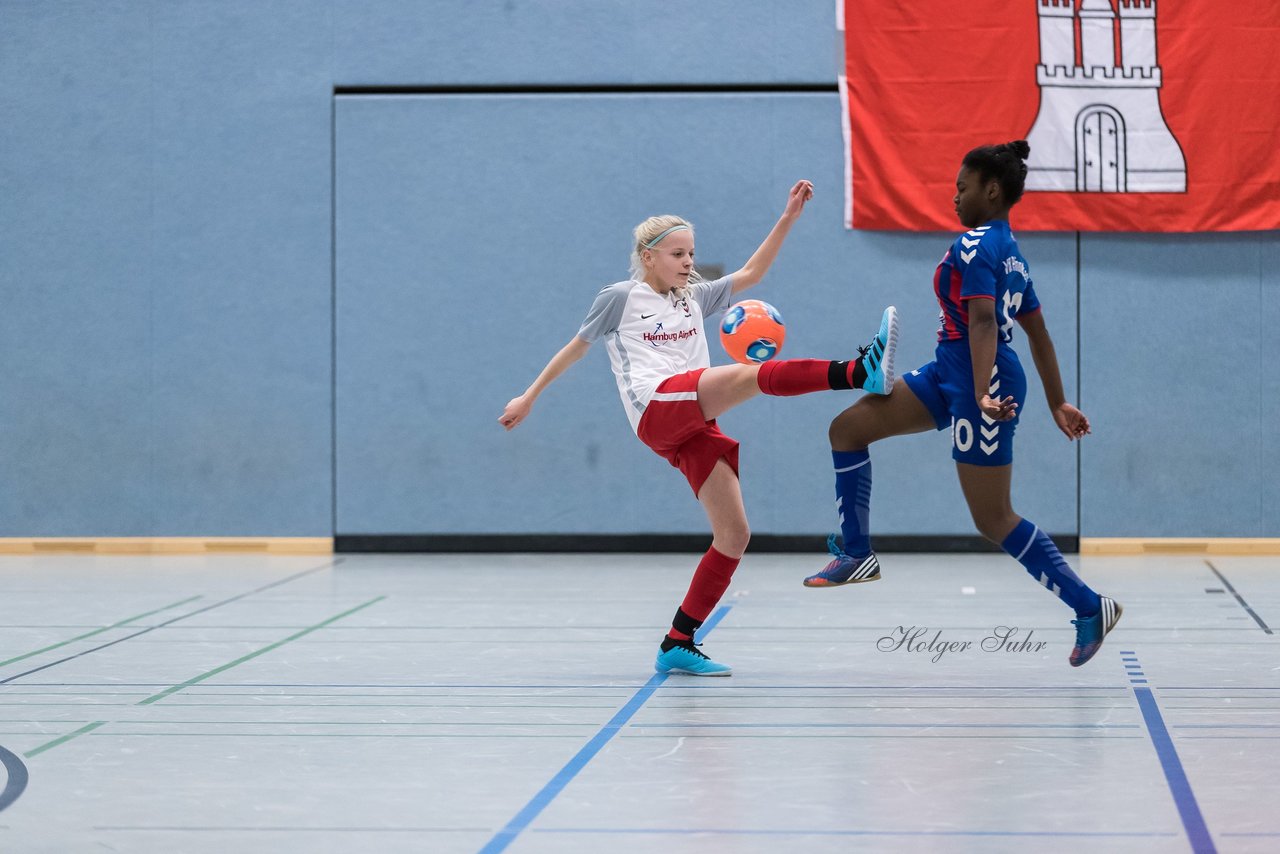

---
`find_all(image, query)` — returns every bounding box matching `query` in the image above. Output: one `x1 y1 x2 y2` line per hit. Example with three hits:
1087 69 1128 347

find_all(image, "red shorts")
636 369 740 497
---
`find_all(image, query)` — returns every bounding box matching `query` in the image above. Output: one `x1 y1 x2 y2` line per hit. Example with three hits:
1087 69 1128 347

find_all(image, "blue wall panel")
144 2 332 534
0 3 158 533
0 1 332 535
1259 235 1279 535
335 93 1079 537
331 0 838 86
0 0 1269 539
1080 233 1273 536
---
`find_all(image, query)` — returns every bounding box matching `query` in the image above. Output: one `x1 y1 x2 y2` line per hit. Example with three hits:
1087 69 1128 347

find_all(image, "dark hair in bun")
962 140 1031 206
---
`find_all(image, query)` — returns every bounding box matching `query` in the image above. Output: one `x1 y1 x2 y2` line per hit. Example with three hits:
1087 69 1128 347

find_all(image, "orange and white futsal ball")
719 299 786 364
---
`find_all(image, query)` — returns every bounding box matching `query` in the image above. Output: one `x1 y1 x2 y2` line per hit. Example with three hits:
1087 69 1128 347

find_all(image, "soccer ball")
719 299 786 364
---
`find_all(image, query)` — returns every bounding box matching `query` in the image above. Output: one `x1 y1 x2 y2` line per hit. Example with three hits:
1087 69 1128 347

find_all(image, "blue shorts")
901 341 1027 467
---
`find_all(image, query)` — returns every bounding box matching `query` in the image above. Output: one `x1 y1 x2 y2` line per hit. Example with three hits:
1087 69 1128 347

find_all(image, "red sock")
666 546 741 641
757 359 853 396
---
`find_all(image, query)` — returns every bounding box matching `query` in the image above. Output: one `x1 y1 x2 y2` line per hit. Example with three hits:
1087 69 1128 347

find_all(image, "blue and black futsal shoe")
803 534 882 588
858 306 898 395
1069 596 1123 667
655 637 732 677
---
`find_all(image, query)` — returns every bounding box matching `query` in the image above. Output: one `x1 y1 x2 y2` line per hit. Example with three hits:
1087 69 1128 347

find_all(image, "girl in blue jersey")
805 141 1121 667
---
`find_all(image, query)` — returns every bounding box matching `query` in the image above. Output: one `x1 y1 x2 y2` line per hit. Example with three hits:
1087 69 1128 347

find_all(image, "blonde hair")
629 214 705 298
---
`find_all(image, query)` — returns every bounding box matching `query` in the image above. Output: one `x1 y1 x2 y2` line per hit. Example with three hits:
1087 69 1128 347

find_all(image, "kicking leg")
696 307 900 421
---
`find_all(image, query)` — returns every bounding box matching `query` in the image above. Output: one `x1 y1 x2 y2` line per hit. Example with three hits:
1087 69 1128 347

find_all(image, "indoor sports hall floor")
0 551 1274 854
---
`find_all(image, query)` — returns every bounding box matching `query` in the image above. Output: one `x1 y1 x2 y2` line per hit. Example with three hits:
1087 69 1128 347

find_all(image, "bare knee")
829 408 870 452
970 511 1019 545
713 524 751 558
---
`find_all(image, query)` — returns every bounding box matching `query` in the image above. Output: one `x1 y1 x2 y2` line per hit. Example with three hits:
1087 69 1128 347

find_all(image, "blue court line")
13 682 1130 690
1128 654 1216 854
478 605 731 854
533 827 1179 838
633 722 1138 729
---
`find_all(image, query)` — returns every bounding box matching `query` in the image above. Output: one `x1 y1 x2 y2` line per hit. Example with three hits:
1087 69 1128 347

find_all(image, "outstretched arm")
730 180 813 293
1016 310 1090 440
498 336 592 431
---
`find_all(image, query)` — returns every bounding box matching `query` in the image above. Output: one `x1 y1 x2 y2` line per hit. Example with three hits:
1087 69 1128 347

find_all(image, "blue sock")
1001 518 1101 618
833 449 872 558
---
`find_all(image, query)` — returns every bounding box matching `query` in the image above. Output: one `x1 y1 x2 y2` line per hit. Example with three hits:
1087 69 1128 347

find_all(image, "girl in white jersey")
500 181 898 676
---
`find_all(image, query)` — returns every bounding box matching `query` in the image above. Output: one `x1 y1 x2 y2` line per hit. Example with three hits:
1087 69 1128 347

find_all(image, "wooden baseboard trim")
333 533 1036 553
3 536 1273 556
0 538 333 555
1081 538 1280 555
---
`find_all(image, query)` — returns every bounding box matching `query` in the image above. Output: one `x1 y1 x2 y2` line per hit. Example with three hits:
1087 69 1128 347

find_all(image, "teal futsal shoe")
1069 596 1124 667
655 637 732 677
803 534 882 587
858 306 898 395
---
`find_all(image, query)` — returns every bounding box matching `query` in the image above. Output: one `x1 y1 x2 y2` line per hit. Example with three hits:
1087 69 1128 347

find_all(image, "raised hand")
782 180 814 219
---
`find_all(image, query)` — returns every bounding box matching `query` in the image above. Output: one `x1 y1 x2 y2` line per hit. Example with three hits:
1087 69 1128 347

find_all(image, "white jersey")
577 276 734 432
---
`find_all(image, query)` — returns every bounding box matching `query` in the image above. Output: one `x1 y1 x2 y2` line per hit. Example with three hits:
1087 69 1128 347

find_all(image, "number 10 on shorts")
951 416 974 453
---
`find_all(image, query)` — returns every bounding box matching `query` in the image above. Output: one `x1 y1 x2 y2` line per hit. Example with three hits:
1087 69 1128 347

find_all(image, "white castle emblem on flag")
1025 0 1186 193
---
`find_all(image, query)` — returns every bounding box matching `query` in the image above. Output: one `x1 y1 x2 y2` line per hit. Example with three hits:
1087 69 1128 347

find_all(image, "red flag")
841 0 1280 231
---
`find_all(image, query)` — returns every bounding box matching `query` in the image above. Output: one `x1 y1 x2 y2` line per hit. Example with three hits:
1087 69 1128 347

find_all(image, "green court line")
27 732 586 739
20 597 385 756
0 596 203 669
23 721 108 758
0 706 629 711
136 597 385 706
36 720 605 726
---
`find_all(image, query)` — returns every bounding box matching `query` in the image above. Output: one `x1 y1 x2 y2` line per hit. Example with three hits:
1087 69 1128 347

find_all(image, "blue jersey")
932 219 1041 344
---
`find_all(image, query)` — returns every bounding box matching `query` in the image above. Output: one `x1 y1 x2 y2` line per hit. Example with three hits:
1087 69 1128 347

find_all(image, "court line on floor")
0 596 203 670
632 722 1138 729
136 596 385 706
1205 560 1272 634
0 731 1144 741
21 596 385 759
0 686 1141 691
478 605 732 854
95 825 493 833
0 746 28 814
532 827 1179 839
1123 651 1217 854
0 560 341 685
